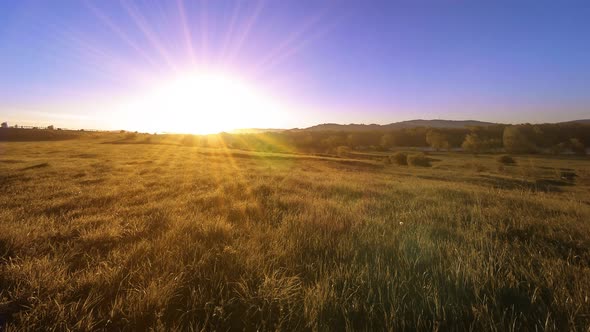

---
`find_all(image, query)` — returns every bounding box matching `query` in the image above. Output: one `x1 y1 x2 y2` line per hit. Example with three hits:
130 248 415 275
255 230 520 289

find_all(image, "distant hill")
301 119 498 132
557 119 590 125
240 119 590 133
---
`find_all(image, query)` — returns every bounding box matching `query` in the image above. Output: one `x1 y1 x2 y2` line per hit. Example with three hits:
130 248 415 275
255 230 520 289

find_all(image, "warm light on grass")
0 135 589 330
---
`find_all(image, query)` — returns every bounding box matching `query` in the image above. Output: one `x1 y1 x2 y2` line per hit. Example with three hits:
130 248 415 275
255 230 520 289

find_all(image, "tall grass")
0 141 589 330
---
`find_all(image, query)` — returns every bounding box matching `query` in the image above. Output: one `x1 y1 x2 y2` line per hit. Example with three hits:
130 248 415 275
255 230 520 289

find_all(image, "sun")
117 70 284 134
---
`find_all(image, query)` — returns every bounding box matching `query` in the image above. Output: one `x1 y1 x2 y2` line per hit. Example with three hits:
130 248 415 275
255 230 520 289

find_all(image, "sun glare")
117 70 285 134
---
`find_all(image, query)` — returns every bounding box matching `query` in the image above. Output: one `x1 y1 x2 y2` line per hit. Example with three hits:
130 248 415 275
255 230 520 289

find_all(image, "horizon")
3 117 589 135
1 1 590 133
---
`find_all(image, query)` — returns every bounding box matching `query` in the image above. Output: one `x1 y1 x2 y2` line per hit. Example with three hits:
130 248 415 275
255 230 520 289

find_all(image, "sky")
1 0 589 133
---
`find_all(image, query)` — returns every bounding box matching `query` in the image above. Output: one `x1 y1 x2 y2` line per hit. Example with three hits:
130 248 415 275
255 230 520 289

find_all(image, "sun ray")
220 0 243 64
84 0 160 69
252 11 344 77
176 0 196 65
223 0 265 66
56 29 154 87
199 0 209 64
254 11 324 70
119 0 178 71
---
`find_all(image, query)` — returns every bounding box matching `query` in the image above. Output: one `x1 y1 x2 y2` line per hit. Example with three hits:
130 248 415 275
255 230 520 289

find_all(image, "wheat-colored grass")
1 139 589 331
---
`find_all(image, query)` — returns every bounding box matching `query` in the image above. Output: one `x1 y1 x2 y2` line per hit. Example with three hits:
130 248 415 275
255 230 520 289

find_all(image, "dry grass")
0 140 589 331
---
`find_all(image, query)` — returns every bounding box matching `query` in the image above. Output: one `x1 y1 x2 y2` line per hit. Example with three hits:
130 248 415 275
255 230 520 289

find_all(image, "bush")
496 155 516 165
407 153 431 167
390 152 408 166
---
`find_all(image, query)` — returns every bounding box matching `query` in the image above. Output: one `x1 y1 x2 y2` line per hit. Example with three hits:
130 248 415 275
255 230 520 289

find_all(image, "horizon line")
2 117 589 135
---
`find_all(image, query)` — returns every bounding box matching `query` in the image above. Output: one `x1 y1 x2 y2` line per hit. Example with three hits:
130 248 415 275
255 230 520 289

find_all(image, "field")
1 137 589 331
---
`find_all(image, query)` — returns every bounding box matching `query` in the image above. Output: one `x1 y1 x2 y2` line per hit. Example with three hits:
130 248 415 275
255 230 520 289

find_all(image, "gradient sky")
1 0 589 132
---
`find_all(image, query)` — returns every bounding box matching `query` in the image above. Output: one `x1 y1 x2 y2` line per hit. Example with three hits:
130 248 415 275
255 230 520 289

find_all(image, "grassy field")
1 138 589 331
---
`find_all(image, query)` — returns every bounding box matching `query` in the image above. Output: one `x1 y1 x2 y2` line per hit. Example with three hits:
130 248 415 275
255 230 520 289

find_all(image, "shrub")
560 171 577 181
390 152 408 166
407 153 431 167
496 154 516 165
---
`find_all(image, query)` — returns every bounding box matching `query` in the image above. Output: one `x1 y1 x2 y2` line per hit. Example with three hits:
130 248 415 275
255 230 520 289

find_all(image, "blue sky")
1 1 589 131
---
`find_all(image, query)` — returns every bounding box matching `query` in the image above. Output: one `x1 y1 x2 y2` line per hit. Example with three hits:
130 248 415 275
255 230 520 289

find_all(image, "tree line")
216 123 589 155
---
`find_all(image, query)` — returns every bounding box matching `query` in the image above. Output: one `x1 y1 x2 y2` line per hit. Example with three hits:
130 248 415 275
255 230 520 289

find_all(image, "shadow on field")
192 150 382 168
478 175 572 192
20 162 50 171
70 153 99 159
498 226 590 265
0 159 24 164
417 174 573 192
102 138 176 146
0 237 14 260
0 174 32 188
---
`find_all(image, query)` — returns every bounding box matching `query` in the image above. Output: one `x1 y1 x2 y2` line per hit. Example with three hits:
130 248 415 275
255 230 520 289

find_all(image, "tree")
322 135 345 150
549 142 567 155
503 126 535 153
380 133 395 150
461 133 484 153
346 134 362 149
426 130 450 151
570 138 586 155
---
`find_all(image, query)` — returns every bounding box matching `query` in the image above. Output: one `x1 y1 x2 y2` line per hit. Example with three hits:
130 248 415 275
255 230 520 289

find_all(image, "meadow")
1 135 589 331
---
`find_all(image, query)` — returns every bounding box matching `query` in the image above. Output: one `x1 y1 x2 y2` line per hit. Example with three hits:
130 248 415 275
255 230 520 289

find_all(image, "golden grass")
0 140 589 331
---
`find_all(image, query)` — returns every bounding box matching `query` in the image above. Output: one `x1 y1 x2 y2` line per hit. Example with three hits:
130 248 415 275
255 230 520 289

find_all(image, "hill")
302 119 498 132
558 119 590 125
